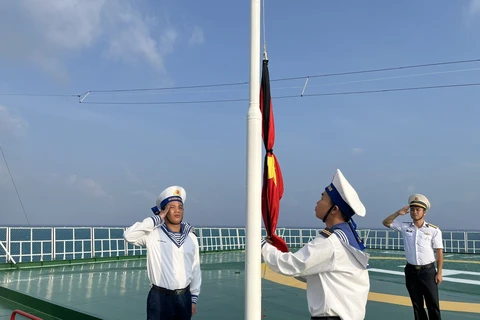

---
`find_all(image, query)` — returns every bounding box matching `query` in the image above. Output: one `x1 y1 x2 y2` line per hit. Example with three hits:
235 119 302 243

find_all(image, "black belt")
151 284 190 295
311 317 341 320
407 262 434 270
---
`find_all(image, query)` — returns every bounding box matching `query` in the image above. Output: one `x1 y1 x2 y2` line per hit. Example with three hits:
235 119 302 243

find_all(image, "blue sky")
0 0 479 230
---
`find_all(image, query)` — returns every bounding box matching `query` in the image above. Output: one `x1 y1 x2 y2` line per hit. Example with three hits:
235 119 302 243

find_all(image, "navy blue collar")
160 222 193 248
329 221 366 251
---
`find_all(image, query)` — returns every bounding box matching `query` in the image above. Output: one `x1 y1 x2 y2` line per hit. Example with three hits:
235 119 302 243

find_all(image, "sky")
0 0 480 230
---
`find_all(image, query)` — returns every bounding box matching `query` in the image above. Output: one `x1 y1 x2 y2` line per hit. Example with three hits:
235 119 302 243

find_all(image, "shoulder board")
427 223 438 229
319 229 333 238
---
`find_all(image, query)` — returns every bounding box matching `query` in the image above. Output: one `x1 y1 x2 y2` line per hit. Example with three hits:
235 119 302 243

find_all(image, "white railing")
0 227 478 263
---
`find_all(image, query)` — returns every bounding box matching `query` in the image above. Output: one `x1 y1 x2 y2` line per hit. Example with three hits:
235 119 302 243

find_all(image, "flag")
260 58 289 253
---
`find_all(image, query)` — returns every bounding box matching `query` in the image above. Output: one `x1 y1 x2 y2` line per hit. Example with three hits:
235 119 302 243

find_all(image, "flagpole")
246 0 262 318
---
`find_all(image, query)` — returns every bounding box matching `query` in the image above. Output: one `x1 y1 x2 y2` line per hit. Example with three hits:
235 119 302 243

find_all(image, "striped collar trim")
160 222 193 248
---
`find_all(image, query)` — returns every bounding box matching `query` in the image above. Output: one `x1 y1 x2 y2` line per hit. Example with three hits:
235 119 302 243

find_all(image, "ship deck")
0 249 479 320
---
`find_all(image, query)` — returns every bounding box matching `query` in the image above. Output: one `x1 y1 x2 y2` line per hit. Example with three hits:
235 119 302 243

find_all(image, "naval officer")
382 194 443 320
261 169 370 320
124 186 201 320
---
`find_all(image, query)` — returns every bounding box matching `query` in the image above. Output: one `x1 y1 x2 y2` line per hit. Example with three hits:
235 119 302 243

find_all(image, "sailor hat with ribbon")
325 169 366 219
324 169 366 250
151 186 186 214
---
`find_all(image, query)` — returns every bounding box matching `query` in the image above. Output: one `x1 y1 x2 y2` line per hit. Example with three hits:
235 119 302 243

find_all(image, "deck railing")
10 309 43 320
0 227 478 263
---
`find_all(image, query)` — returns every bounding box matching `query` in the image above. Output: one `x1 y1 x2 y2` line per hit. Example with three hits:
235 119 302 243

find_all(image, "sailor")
382 194 443 320
261 169 370 320
124 186 201 320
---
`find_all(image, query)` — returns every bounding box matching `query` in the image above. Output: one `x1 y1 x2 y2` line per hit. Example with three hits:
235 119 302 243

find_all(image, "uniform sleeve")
389 220 402 232
261 236 334 277
123 215 163 246
432 228 443 249
190 234 202 304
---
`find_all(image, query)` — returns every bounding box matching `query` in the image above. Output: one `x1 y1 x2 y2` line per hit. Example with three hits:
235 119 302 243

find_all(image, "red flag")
260 58 289 253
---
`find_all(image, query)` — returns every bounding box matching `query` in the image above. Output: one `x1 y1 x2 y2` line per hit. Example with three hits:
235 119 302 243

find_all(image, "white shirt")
261 230 370 320
124 215 202 304
390 220 443 266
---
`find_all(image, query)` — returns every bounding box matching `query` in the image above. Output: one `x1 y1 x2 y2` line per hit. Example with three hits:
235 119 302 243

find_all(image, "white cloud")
351 147 364 154
131 189 157 201
468 0 480 16
103 3 178 70
188 26 205 47
0 0 181 82
22 0 105 51
464 0 480 26
0 105 28 138
123 166 142 185
33 104 119 125
66 174 110 199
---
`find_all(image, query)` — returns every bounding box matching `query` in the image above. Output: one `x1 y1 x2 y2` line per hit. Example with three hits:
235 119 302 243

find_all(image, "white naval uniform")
261 230 370 320
389 220 443 266
124 215 201 304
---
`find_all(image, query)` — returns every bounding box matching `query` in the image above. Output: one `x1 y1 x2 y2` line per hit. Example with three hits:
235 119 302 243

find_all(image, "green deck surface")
0 296 60 320
0 250 478 319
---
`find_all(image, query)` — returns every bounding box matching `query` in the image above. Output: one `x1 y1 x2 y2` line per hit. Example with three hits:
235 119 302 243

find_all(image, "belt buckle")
415 265 421 270
174 289 182 295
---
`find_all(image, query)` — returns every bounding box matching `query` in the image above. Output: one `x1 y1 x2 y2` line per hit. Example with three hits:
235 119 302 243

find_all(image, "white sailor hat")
325 169 366 219
151 186 186 214
408 194 430 210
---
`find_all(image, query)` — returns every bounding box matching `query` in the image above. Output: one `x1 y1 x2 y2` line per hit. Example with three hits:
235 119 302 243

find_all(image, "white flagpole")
245 0 262 318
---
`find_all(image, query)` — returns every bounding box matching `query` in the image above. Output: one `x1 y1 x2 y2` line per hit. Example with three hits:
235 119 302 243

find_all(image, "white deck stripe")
369 268 480 285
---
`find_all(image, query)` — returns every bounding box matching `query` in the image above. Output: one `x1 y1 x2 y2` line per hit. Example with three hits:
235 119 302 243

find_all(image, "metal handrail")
0 227 479 264
10 309 42 320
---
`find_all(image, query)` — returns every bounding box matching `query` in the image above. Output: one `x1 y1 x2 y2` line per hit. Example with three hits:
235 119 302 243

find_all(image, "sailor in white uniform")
382 194 443 320
261 169 370 320
124 186 201 320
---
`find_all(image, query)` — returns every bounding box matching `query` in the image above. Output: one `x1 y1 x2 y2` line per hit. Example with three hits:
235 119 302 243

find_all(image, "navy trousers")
147 286 192 320
404 263 441 320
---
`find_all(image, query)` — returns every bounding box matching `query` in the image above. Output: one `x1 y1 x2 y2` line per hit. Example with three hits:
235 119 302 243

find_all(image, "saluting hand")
396 205 410 216
159 207 169 221
192 304 197 316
